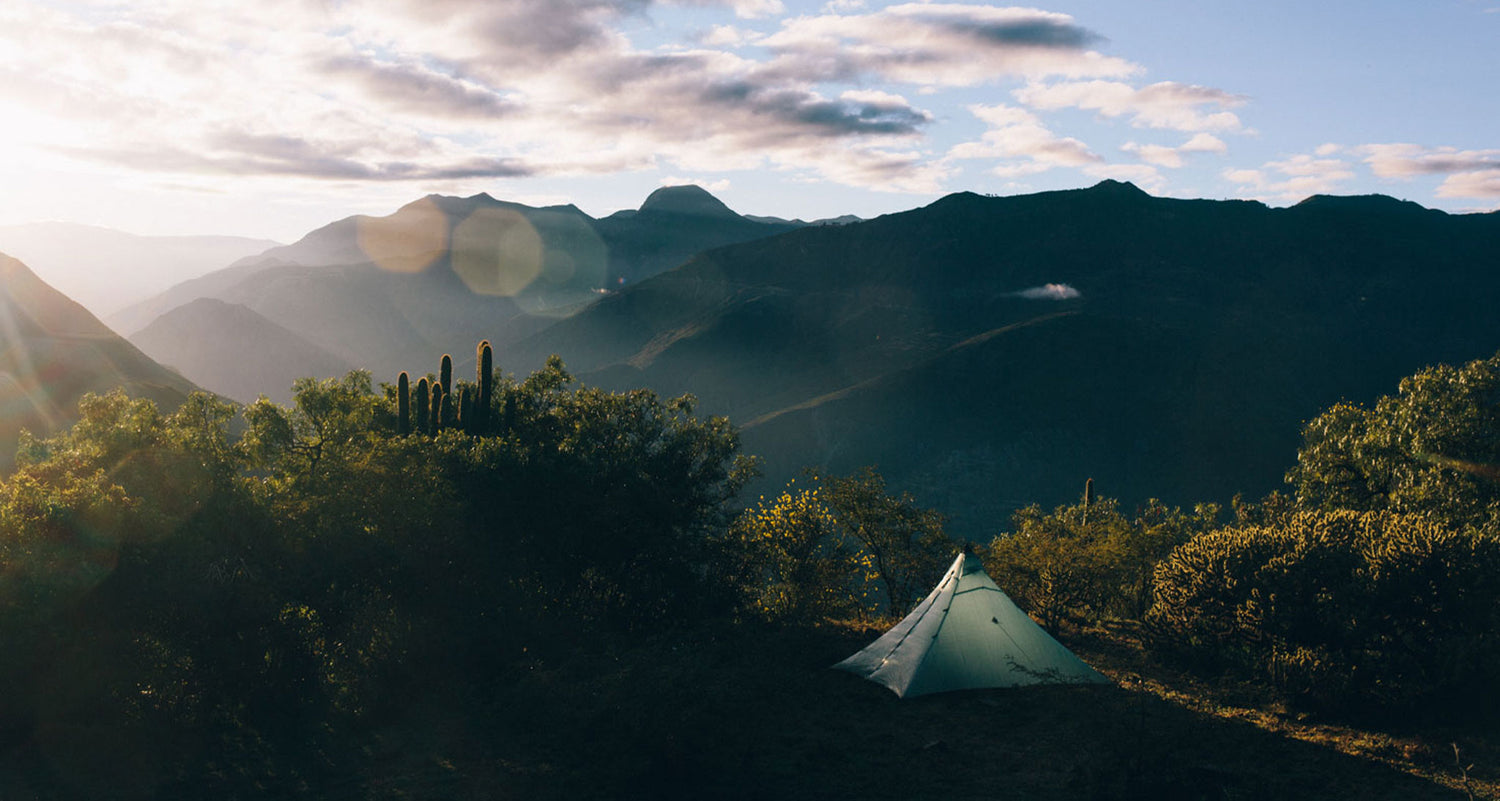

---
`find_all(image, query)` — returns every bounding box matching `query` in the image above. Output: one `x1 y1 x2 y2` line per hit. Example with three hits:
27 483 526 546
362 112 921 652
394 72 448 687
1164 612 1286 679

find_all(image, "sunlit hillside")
0 254 197 467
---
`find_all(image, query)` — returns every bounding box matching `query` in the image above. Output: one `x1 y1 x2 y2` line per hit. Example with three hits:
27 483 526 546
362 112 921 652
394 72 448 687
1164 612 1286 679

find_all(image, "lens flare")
450 206 544 297
356 197 449 274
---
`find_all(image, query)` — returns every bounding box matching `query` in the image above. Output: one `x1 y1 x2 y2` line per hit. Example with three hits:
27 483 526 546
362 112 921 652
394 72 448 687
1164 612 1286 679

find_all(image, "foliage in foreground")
725 467 953 621
983 492 1220 629
1147 510 1500 715
0 355 757 794
1287 350 1500 532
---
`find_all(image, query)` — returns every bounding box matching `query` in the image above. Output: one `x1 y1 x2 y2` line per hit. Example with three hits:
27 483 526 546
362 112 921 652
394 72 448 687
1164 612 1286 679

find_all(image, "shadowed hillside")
512 182 1500 536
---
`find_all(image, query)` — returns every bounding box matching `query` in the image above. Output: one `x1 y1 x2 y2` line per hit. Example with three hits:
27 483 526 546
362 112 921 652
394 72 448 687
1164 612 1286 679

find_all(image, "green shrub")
985 496 1216 628
1286 350 1500 531
725 480 873 622
725 467 953 622
1147 510 1500 714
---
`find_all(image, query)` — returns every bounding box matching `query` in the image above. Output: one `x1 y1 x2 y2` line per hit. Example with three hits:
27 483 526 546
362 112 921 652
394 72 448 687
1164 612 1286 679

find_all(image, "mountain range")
0 222 278 317
6 181 1499 537
0 253 198 469
508 182 1500 536
113 185 808 401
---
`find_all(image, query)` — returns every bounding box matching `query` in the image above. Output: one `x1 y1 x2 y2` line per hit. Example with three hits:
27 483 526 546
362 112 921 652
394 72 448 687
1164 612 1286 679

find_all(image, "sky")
0 0 1496 242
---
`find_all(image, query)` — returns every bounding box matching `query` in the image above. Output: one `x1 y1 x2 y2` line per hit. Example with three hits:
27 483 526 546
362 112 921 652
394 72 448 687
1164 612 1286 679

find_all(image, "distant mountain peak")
639 185 739 219
1293 193 1438 217
1086 179 1149 198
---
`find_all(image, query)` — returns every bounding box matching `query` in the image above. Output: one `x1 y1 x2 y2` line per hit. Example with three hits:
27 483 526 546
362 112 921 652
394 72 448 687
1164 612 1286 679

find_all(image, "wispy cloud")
1356 143 1500 177
759 5 1138 86
1223 154 1355 203
1355 143 1500 199
0 0 1245 200
661 175 732 192
1121 133 1226 168
314 53 519 120
949 104 1100 177
1437 170 1500 199
1016 80 1248 133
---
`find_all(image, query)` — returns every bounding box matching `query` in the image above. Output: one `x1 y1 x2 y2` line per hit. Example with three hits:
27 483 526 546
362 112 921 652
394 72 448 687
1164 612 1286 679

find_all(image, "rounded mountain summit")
637 185 740 219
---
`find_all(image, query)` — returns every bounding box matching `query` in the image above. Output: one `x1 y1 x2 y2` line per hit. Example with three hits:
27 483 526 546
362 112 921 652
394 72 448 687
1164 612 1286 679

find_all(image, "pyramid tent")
834 551 1110 697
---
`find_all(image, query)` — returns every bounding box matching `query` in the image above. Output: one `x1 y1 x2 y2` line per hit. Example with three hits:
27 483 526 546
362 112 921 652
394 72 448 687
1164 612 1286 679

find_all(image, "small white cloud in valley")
1013 283 1081 300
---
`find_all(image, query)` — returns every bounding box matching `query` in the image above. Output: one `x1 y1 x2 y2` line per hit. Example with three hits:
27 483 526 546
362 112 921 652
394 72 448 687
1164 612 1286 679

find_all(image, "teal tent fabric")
833 552 1110 697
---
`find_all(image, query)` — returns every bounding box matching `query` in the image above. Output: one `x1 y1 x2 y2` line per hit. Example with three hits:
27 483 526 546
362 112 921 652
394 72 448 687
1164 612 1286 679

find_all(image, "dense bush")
1147 510 1500 714
985 495 1218 628
1287 350 1500 531
725 479 872 621
725 468 954 622
0 354 758 794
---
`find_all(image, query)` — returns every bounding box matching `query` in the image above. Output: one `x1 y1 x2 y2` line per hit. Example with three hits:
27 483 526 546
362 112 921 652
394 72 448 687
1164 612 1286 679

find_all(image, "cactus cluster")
395 341 497 436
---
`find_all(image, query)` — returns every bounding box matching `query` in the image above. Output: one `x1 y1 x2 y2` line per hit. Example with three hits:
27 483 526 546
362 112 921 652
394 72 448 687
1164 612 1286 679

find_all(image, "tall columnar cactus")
476 340 493 432
439 382 456 430
397 372 411 435
457 385 472 433
430 382 445 434
440 353 453 399
416 377 430 435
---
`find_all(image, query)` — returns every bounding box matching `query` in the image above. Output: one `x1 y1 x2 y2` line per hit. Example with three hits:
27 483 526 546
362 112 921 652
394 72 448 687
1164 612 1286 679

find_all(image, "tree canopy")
1286 350 1500 531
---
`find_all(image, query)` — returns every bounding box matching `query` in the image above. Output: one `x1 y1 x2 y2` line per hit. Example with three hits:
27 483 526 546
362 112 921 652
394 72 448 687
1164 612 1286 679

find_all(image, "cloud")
728 0 785 18
1352 143 1500 198
696 81 933 137
1356 143 1500 177
1223 153 1355 203
315 53 518 120
1437 170 1500 199
364 0 647 65
1120 143 1182 168
661 175 732 192
0 0 1239 200
1012 283 1081 300
759 5 1138 86
1016 80 1247 132
1121 132 1227 168
61 136 534 182
949 104 1101 176
698 24 752 47
1182 133 1229 153
667 0 785 19
1327 143 1500 200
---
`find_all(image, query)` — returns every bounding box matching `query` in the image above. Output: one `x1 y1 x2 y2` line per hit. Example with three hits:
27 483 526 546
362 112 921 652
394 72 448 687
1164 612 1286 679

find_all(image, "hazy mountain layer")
131 298 354 404
105 186 800 395
0 222 277 317
0 253 198 468
514 182 1500 537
